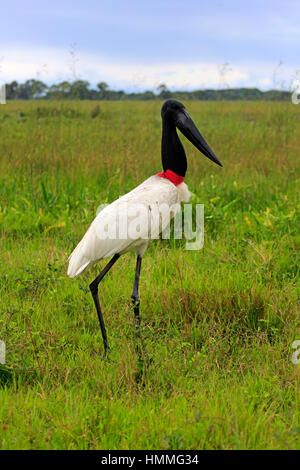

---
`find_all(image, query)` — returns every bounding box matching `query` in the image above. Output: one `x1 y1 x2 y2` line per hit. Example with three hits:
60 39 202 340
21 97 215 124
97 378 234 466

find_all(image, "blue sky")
1 0 299 90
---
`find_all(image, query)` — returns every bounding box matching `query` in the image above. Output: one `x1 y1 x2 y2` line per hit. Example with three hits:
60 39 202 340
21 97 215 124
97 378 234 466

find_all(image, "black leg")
89 254 120 354
131 255 142 323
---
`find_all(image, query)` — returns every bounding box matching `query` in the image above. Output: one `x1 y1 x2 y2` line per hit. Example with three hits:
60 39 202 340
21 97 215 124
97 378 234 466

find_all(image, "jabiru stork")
68 99 222 354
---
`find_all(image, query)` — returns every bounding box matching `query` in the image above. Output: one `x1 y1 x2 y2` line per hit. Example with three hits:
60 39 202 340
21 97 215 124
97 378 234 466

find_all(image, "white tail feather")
67 231 94 278
67 258 90 278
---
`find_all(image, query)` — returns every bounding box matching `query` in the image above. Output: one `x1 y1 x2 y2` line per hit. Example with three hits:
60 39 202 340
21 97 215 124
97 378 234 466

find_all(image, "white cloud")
0 44 297 91
255 77 272 88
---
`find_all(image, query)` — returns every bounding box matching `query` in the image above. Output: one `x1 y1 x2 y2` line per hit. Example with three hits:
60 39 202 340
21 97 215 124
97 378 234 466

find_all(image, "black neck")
161 117 187 177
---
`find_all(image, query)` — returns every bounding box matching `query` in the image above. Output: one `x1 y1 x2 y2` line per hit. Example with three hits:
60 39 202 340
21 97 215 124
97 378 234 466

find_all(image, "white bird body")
67 175 190 278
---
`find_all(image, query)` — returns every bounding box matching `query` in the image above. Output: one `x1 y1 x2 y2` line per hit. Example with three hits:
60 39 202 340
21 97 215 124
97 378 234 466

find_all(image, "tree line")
4 79 291 101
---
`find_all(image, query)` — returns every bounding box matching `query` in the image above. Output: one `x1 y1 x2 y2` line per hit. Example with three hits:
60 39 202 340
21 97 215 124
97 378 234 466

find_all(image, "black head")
161 99 186 120
161 99 222 171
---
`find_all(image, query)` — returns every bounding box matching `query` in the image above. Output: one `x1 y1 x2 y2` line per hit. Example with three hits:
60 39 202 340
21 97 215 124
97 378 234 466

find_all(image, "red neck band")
157 169 184 186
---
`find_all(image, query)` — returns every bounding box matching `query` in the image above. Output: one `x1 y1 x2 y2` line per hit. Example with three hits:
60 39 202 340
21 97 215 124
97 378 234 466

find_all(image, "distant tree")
58 81 72 97
157 83 172 99
17 79 47 99
89 88 100 100
5 81 19 99
140 90 155 100
47 81 72 99
127 90 155 100
115 90 125 99
70 80 90 99
97 82 109 100
4 78 291 102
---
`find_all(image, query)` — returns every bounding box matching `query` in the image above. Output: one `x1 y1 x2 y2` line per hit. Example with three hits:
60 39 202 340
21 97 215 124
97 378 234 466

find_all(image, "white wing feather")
67 175 190 278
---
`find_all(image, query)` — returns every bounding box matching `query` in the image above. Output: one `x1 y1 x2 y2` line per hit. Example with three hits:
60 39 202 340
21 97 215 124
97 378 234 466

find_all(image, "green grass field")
0 100 299 449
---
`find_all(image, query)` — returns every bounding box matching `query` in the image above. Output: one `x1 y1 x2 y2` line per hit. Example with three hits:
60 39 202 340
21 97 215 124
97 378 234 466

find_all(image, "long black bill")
176 110 223 167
